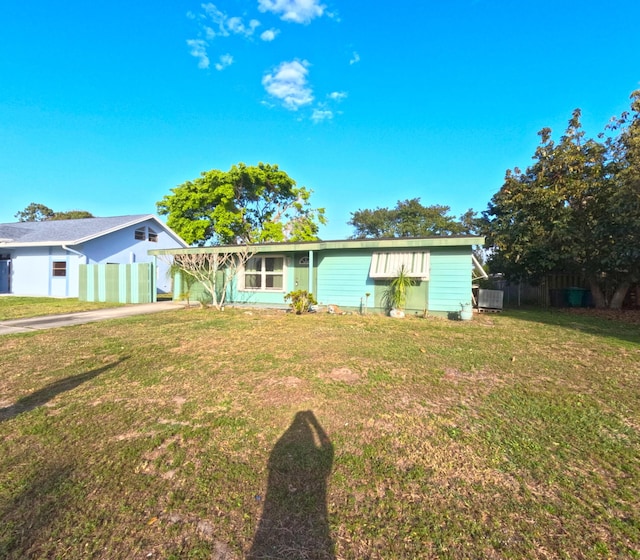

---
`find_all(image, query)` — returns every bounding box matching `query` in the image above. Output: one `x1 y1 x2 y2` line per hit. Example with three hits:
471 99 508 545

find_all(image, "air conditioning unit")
478 289 503 310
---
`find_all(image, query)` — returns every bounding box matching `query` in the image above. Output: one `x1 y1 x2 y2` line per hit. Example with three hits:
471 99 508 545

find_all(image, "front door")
293 253 309 292
0 259 10 293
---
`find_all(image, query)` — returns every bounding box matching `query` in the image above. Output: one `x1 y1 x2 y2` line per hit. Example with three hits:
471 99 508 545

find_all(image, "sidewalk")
0 301 182 335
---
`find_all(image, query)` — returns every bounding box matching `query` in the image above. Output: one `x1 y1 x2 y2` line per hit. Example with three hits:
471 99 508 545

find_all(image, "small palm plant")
385 265 414 315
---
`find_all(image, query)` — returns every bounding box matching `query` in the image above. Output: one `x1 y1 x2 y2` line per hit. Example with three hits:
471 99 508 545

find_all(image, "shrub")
284 290 317 314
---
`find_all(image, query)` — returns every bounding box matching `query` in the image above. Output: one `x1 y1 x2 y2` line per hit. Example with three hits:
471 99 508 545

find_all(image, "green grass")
1 307 639 559
0 296 123 320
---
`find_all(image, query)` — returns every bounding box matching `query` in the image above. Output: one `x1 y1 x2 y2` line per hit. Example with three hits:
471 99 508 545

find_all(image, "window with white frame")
242 256 284 291
134 226 158 242
369 251 430 279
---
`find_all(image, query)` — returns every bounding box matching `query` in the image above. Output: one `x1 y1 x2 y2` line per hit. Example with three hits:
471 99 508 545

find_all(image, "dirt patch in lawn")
256 375 315 407
319 367 362 383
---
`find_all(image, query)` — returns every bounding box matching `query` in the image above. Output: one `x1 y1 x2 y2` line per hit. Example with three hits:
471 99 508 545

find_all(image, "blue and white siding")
5 218 182 297
7 247 85 298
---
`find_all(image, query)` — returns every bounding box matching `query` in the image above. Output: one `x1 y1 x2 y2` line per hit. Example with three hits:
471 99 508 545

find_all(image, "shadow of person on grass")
0 358 127 423
248 410 335 560
0 461 74 557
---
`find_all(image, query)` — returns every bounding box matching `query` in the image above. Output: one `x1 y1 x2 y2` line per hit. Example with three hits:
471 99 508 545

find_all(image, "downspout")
62 244 86 259
62 244 87 297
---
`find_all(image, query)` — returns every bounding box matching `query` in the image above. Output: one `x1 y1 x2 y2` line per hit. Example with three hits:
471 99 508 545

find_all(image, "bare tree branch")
168 248 255 310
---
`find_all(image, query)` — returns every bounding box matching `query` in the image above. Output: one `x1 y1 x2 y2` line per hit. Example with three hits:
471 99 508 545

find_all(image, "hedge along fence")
79 263 155 304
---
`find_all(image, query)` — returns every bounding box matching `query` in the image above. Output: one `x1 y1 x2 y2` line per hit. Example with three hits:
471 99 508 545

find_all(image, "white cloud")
324 9 339 21
258 0 326 24
187 4 263 69
201 3 230 37
328 91 347 101
260 28 280 41
215 53 234 71
349 51 360 65
226 16 243 33
262 60 313 110
186 39 210 69
227 16 260 37
199 3 260 38
311 109 333 122
203 26 217 40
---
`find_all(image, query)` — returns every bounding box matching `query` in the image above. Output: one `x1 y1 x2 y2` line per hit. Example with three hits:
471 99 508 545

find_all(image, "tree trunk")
609 281 631 310
587 276 607 308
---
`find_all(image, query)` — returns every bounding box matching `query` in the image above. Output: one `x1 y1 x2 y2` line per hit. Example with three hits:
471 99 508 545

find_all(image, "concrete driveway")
0 301 182 335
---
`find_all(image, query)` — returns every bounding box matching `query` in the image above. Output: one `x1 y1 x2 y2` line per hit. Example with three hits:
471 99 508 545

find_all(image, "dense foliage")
157 162 326 246
349 198 478 238
483 90 640 309
14 203 94 222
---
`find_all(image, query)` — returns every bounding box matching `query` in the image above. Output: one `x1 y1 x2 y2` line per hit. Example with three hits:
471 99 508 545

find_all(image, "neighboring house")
0 215 187 298
151 236 485 316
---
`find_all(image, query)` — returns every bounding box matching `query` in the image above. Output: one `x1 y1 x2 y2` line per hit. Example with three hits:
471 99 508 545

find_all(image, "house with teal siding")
151 236 484 316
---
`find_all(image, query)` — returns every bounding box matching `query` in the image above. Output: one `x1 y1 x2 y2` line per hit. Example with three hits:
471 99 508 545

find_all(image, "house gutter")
62 244 87 261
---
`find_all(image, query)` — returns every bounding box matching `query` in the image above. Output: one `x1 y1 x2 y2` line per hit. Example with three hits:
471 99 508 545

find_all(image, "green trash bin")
566 287 586 307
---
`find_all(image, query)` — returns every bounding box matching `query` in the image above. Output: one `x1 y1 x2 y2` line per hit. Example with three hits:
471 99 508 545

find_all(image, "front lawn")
0 296 123 320
1 308 638 559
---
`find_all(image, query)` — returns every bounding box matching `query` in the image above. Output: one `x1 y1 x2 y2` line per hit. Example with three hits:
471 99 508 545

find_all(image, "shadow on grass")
0 359 127 423
249 410 335 560
499 307 640 346
0 461 74 558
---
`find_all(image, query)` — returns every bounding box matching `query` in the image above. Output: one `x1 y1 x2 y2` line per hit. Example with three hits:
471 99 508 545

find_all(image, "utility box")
478 289 504 310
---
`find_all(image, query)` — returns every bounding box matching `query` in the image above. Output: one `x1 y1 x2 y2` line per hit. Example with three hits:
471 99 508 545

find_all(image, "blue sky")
1 0 639 240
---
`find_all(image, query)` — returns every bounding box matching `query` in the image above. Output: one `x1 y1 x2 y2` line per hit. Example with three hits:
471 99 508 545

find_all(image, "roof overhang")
149 236 486 256
0 241 75 248
0 215 189 248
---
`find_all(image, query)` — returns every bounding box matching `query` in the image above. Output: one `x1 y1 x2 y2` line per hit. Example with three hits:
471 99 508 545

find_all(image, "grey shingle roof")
0 215 157 245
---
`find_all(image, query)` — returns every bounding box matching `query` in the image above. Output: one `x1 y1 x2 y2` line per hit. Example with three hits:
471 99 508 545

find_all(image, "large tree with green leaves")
49 210 95 220
483 90 640 309
349 198 478 238
14 203 55 222
157 163 326 246
14 203 93 222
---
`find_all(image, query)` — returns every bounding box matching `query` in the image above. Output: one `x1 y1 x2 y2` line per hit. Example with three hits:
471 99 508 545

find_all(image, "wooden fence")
490 274 589 307
79 263 155 303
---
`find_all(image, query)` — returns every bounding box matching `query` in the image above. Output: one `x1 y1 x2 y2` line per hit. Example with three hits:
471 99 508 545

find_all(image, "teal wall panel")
428 247 473 313
316 249 374 308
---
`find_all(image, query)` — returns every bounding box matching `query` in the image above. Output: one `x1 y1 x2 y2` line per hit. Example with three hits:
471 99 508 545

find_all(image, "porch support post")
308 250 314 294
